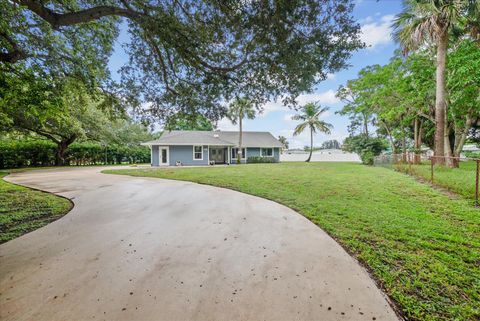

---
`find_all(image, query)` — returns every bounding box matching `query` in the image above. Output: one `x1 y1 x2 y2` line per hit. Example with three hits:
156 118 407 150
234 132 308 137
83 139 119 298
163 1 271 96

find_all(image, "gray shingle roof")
143 130 283 148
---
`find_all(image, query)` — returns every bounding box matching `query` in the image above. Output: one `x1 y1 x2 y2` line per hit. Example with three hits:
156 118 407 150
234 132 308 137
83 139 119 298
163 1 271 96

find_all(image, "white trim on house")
149 145 152 165
261 148 273 157
193 145 203 160
159 146 169 165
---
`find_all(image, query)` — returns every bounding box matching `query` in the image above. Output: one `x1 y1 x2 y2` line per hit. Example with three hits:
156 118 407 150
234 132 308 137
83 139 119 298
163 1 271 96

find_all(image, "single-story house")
142 130 283 166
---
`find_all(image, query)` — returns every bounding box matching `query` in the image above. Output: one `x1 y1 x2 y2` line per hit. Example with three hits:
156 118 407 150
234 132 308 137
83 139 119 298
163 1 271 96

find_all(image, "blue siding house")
142 131 283 166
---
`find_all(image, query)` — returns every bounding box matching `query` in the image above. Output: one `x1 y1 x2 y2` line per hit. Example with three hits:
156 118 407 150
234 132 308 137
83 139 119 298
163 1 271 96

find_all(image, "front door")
159 147 169 165
209 148 224 164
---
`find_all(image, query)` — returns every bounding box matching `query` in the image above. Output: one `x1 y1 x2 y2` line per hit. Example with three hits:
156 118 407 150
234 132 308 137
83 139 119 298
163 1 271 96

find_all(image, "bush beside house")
247 156 278 163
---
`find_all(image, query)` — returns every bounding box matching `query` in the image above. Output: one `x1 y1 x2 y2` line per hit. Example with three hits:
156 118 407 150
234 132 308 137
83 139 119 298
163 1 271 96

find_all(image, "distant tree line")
302 140 341 152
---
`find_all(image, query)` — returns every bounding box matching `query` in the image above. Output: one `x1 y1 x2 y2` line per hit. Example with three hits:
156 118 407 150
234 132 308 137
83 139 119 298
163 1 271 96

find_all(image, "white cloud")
256 89 340 118
260 100 284 116
326 73 336 80
283 113 295 122
216 117 237 131
360 14 394 49
296 89 340 105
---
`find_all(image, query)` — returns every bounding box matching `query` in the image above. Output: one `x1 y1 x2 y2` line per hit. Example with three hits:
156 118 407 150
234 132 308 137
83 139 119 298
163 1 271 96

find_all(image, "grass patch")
0 171 72 243
105 162 480 321
393 161 478 202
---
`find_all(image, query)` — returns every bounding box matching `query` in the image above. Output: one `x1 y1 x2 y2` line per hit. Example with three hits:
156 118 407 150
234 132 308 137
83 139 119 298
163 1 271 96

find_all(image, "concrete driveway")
1 167 399 321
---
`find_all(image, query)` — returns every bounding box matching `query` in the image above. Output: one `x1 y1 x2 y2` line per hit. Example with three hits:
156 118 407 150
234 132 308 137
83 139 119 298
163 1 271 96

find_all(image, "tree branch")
0 31 27 63
144 34 179 96
14 0 142 28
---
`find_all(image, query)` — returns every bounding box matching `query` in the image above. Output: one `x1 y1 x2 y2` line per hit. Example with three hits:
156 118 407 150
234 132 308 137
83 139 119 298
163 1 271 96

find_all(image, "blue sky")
108 0 404 148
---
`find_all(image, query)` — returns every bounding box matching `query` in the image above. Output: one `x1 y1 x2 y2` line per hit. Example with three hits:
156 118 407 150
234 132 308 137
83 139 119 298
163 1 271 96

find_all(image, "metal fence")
374 153 480 207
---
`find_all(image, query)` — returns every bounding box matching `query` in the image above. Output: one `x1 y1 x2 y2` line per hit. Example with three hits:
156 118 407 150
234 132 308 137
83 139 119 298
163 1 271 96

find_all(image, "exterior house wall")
274 147 280 161
152 145 280 166
169 145 209 166
228 147 280 164
245 147 280 162
151 145 159 166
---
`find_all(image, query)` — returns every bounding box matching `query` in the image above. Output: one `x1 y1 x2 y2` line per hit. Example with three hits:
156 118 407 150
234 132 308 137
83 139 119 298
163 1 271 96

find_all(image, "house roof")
143 130 283 148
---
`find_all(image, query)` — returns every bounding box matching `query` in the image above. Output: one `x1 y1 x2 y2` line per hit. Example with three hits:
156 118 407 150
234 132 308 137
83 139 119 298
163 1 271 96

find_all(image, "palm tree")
278 135 289 152
227 97 256 164
393 0 478 165
292 102 333 162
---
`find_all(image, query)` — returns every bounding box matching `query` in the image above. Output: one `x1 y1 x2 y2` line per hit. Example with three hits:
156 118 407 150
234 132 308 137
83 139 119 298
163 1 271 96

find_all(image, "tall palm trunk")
434 32 448 165
306 126 313 162
237 116 242 164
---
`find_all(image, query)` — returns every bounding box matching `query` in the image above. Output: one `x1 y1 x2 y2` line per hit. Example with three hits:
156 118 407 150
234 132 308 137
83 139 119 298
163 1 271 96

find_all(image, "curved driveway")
1 167 399 321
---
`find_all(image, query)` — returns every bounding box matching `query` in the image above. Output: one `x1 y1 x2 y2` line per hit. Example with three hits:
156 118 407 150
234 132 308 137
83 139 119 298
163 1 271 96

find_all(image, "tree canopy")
0 66 143 165
392 0 480 164
338 39 480 166
164 112 214 131
1 0 364 123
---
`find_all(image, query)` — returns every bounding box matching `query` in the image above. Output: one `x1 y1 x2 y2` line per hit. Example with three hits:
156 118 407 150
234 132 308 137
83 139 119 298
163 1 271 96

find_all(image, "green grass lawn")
0 172 72 243
105 163 480 321
393 161 479 202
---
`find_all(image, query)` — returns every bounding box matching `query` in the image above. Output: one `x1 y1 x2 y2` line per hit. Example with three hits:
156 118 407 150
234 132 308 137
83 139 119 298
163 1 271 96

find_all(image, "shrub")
360 149 375 165
464 151 480 159
247 156 277 163
0 139 151 169
342 135 387 165
0 140 56 168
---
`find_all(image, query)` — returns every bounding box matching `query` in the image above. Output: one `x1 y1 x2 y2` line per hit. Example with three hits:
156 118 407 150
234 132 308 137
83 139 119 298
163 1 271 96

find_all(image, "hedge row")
0 140 150 169
247 156 278 163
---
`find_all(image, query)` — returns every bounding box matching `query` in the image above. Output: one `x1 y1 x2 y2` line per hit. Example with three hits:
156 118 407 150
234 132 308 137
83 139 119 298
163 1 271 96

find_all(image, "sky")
108 0 404 149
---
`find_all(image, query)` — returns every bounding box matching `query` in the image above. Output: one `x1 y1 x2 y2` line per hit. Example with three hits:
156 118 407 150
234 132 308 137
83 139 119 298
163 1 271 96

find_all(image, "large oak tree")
1 0 363 122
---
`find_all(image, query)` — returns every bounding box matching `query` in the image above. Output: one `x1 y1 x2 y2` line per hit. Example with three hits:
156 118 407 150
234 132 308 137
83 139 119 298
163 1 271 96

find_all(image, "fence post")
476 159 479 208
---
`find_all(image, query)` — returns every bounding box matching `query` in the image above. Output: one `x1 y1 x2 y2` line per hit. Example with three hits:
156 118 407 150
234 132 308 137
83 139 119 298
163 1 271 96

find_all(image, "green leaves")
3 0 363 122
292 102 333 136
226 97 256 124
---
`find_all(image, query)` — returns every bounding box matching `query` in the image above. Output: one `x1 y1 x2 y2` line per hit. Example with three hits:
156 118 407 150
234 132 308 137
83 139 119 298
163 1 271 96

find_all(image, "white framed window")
231 148 246 159
261 148 273 157
193 145 203 160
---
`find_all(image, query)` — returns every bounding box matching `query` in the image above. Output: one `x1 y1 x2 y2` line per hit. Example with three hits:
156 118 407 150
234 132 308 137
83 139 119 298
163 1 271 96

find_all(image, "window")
261 148 273 157
161 148 167 163
193 145 203 160
231 148 246 159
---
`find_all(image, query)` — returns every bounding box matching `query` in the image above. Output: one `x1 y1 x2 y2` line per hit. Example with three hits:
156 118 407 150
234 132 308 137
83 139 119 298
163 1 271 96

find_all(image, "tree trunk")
402 131 407 163
453 116 472 157
444 122 457 167
449 115 473 168
434 32 448 165
237 116 242 164
306 127 313 162
54 136 76 166
413 117 422 164
381 120 397 162
363 113 369 138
